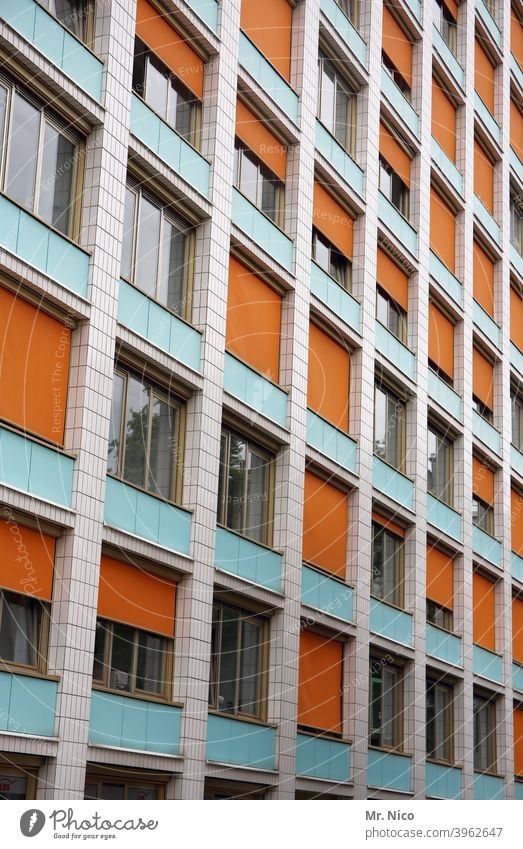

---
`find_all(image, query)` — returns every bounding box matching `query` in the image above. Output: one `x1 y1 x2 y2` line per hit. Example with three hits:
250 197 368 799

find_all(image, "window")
427 600 453 631
371 523 403 607
335 0 357 22
93 619 171 699
132 39 201 149
0 767 35 800
376 287 407 343
85 777 164 800
427 426 453 506
472 396 493 423
317 51 356 152
513 391 523 450
426 679 453 763
382 52 411 100
209 603 267 720
0 84 80 237
234 141 284 226
379 156 409 218
473 693 497 772
434 0 457 55
121 182 192 318
0 590 46 671
511 192 523 254
41 0 91 42
107 368 181 501
472 495 494 535
217 429 273 545
369 657 402 749
374 384 406 471
312 227 351 288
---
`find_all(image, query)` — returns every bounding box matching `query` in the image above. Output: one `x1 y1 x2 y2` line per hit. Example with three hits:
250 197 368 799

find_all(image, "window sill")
311 258 357 299
473 769 505 780
131 91 204 158
370 595 409 616
298 726 351 744
91 685 183 708
302 559 354 589
426 756 459 769
315 118 357 162
207 709 276 729
0 190 90 255
0 665 59 683
0 416 75 458
426 491 455 512
368 744 411 758
216 522 278 555
372 453 410 480
120 277 194 330
223 349 288 395
106 474 194 515
232 187 289 237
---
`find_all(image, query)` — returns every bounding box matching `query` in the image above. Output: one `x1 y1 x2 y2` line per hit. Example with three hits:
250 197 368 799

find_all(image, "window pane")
369 665 382 746
238 620 262 716
159 218 186 315
6 94 40 212
218 607 239 713
135 197 161 298
136 631 164 695
127 786 159 800
427 430 451 504
382 669 397 747
238 149 259 205
374 387 387 459
100 783 125 800
109 623 134 692
0 592 39 666
261 176 278 223
93 620 107 681
376 290 389 327
426 684 436 757
319 60 335 130
372 526 385 599
383 532 399 605
121 188 137 281
145 56 169 120
312 230 330 271
38 123 75 234
209 605 220 706
0 85 8 165
245 451 268 542
132 41 147 97
217 435 228 525
334 85 349 147
330 246 348 286
226 435 247 532
148 397 176 498
53 0 87 40
169 79 193 142
107 372 125 475
123 376 149 489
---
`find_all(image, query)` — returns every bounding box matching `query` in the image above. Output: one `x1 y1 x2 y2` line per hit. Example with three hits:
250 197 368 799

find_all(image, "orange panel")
513 9 523 69
475 39 495 113
472 456 494 505
428 302 454 380
511 287 523 352
432 78 457 162
514 707 523 776
226 256 281 381
511 98 523 162
0 287 71 444
98 556 176 637
0 518 54 601
473 241 495 318
298 630 343 733
380 122 410 187
430 187 456 272
313 182 353 258
235 99 286 181
136 0 204 98
382 6 412 87
473 572 496 651
513 596 523 664
473 347 494 411
474 140 494 213
511 489 523 556
307 323 350 430
303 471 348 578
426 546 454 610
240 0 292 80
372 510 405 538
376 248 408 311
443 0 458 20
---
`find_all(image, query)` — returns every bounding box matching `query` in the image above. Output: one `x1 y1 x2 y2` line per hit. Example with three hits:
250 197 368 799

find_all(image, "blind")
430 187 456 272
0 519 55 601
303 471 348 578
236 99 286 180
313 181 353 258
308 323 350 431
298 630 343 733
382 5 412 87
472 347 494 411
380 121 411 186
376 247 408 311
428 302 454 380
426 545 453 610
98 555 177 637
473 241 495 318
473 572 496 651
432 77 457 161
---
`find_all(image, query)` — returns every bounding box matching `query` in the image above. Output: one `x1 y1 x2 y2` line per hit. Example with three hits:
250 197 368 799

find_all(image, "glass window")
0 773 29 800
6 94 40 213
473 693 496 772
512 392 523 451
209 603 266 720
93 619 169 699
472 394 493 424
0 590 43 669
427 426 453 506
312 228 351 288
42 0 90 41
107 368 180 501
511 193 523 254
85 779 162 800
426 680 453 763
374 384 406 471
382 52 411 100
369 657 402 749
472 496 494 535
121 185 191 318
318 51 356 152
218 429 272 545
335 0 356 23
434 0 457 55
376 287 407 343
371 523 403 607
427 600 453 631
379 156 409 218
234 141 284 226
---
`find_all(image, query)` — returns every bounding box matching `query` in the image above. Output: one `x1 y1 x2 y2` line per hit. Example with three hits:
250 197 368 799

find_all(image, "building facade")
0 0 522 801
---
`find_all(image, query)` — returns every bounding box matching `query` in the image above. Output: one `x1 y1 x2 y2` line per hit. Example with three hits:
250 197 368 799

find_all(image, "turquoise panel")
0 194 18 253
145 701 181 754
472 410 501 456
512 55 523 91
474 195 500 244
426 494 462 542
372 455 414 510
315 120 365 198
89 691 124 747
513 551 523 584
104 476 136 535
404 0 422 22
368 748 413 793
184 0 219 31
515 782 523 800
433 26 465 88
375 321 416 380
510 342 523 377
473 772 504 800
429 250 463 306
431 139 464 197
118 279 149 336
425 762 462 799
306 409 358 474
0 427 31 492
0 673 57 737
130 95 210 198
121 698 148 749
513 663 523 694
206 713 276 770
474 92 502 146
473 645 503 684
88 690 182 755
296 733 351 782
46 230 89 297
238 32 299 124
2 0 103 101
511 148 523 186
320 0 366 63
0 426 73 507
511 245 523 281
476 0 501 49
472 525 502 568
301 564 353 622
310 260 361 333
231 188 293 270
427 370 463 422
134 488 161 544
370 598 413 647
378 192 417 257
223 352 288 426
215 526 282 591
381 68 419 138
158 500 191 555
149 299 176 360
17 210 50 270
473 299 501 349
426 624 462 666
